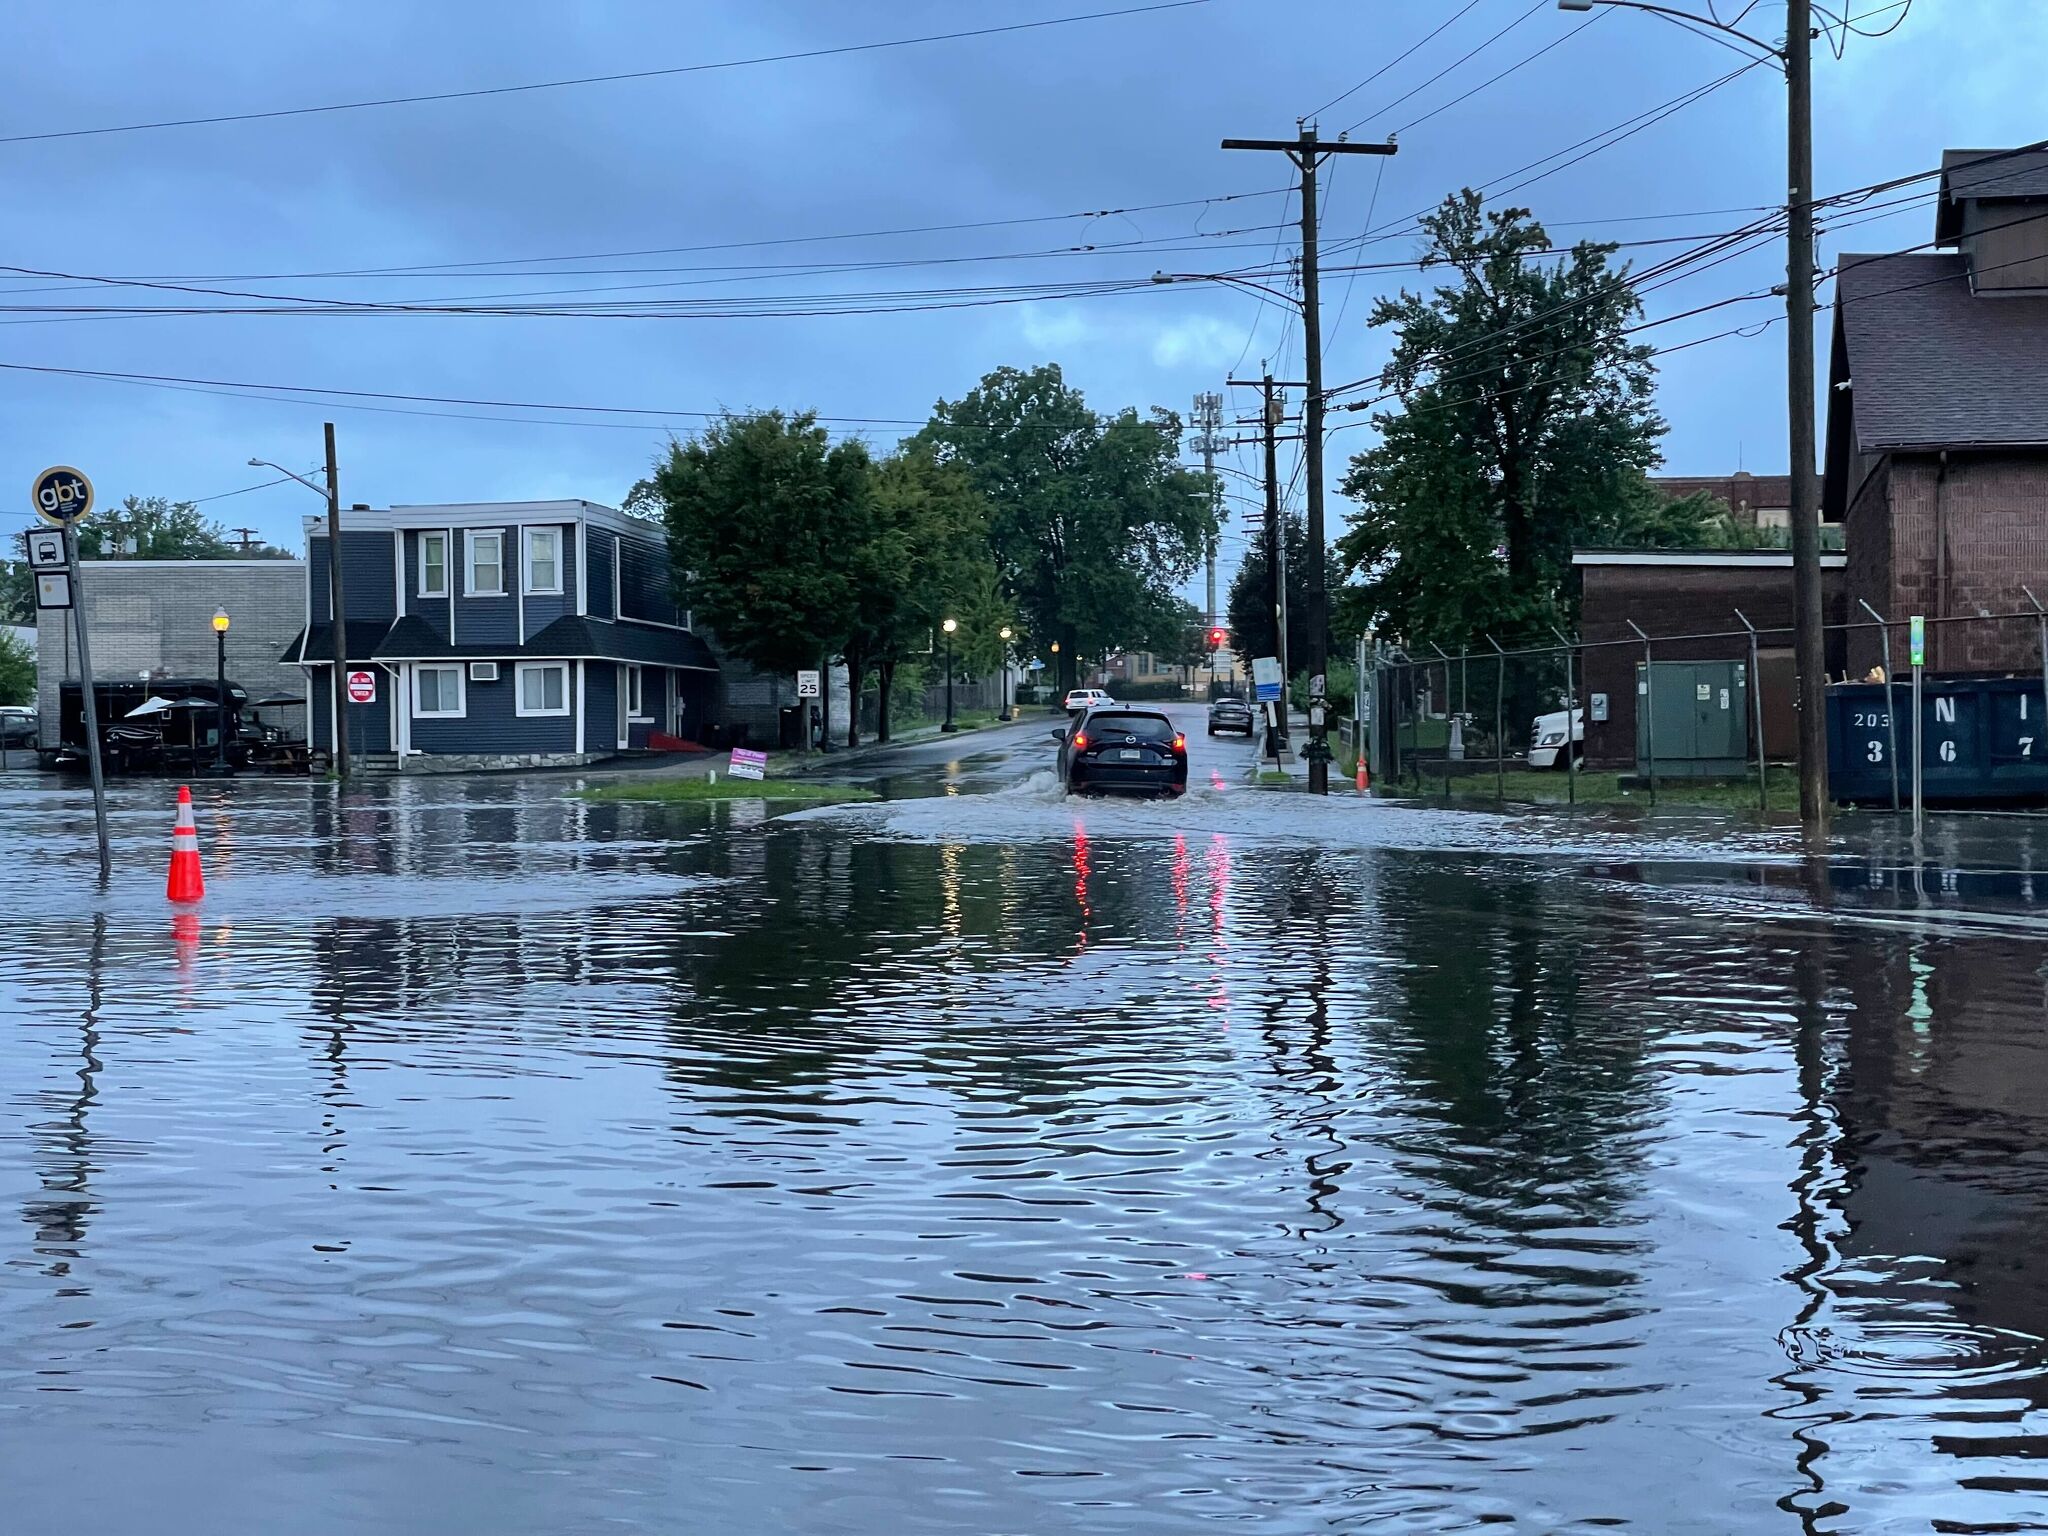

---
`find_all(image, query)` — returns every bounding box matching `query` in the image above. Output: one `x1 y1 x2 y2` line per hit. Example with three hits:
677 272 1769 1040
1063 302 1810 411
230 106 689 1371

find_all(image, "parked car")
1207 693 1253 736
1053 708 1188 798
0 706 37 746
1528 706 1585 770
1063 687 1116 714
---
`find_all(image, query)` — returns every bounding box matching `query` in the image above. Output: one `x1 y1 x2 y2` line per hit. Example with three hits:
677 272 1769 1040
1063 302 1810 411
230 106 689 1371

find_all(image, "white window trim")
412 664 467 719
523 527 563 595
514 661 572 718
466 530 506 596
418 531 449 598
626 663 652 721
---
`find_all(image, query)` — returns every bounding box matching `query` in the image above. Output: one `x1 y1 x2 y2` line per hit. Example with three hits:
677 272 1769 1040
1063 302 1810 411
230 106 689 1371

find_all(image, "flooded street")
6 725 2048 1533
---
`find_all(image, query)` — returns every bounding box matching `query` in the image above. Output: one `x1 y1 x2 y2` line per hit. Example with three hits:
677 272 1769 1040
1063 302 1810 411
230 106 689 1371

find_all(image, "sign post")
1909 615 1925 840
34 467 109 882
1252 656 1283 765
795 670 820 760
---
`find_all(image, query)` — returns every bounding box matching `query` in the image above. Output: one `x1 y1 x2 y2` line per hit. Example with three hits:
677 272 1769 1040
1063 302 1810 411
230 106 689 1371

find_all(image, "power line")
1306 0 1488 119
0 0 1216 147
1342 0 1550 135
1386 5 1607 138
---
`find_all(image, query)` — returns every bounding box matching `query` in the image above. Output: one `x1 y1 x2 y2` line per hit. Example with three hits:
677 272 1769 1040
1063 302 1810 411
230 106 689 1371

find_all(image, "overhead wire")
0 0 1216 147
1305 0 1488 120
1341 0 1551 135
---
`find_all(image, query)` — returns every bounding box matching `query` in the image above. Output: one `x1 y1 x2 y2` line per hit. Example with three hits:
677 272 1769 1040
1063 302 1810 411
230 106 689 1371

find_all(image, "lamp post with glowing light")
940 618 959 732
212 608 231 771
1049 640 1062 711
998 626 1014 720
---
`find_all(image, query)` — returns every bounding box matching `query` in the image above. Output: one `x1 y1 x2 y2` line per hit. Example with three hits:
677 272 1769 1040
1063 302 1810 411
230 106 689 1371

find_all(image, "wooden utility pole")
1784 0 1826 829
324 422 351 780
1224 126 1396 792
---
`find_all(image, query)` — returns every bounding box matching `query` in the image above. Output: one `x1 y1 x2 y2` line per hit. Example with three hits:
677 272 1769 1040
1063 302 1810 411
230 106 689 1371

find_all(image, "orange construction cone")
167 785 205 903
1356 755 1370 792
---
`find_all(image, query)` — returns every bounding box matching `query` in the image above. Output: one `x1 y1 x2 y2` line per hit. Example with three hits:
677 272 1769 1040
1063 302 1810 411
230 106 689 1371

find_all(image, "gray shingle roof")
1834 250 2048 452
1943 147 2048 201
524 615 718 670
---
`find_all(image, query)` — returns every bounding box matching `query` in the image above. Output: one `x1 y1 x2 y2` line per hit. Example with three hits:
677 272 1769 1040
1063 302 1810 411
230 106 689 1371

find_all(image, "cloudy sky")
1 0 2037 602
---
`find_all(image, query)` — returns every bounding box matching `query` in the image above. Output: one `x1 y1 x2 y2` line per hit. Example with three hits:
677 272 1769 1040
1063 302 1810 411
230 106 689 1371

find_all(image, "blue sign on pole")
31 465 94 527
1252 655 1283 704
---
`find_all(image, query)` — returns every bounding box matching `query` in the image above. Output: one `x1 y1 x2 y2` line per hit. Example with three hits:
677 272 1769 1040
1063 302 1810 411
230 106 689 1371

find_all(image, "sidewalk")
773 711 1027 777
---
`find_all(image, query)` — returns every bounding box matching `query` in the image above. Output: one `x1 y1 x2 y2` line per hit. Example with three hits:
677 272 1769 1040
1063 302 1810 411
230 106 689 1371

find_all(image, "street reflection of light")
1206 833 1231 1019
1209 768 1230 792
172 911 200 981
1172 833 1191 942
1071 826 1093 948
939 841 964 937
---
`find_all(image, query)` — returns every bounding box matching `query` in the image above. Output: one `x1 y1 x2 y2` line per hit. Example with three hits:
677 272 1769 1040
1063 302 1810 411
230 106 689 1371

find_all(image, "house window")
413 664 465 718
419 532 447 597
516 661 571 717
467 531 505 595
524 527 562 594
626 664 647 719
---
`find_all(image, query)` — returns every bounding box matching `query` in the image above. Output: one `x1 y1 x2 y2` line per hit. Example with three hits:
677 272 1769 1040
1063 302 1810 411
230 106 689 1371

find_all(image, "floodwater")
6 723 2048 1533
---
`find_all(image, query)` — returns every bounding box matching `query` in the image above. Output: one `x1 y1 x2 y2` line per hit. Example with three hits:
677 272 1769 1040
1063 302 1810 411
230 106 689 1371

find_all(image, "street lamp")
1553 0 1827 829
940 618 959 733
250 442 352 780
998 626 1014 721
212 608 231 771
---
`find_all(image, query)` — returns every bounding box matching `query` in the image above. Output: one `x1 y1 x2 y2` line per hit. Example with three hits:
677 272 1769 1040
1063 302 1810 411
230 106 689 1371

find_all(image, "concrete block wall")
36 559 309 745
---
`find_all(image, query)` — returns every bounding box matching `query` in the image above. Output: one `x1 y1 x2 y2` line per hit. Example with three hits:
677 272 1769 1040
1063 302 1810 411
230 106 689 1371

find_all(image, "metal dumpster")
1828 674 2048 805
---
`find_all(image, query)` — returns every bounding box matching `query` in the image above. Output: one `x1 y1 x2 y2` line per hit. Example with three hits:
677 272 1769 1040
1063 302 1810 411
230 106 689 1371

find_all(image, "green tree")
860 445 997 742
635 410 871 713
78 495 240 560
1338 192 1682 654
918 364 1214 692
0 561 29 626
1227 512 1345 675
0 628 32 707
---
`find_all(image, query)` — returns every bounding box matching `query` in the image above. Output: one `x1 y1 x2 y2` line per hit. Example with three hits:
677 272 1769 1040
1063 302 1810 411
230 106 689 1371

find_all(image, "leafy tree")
0 627 32 706
635 411 870 726
78 495 242 560
918 364 1214 692
0 561 29 626
1338 192 1682 654
859 446 994 743
1227 512 1345 676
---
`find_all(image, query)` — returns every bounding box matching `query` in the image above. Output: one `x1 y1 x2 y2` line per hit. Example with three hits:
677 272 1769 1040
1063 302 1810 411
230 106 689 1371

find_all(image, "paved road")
821 700 1267 795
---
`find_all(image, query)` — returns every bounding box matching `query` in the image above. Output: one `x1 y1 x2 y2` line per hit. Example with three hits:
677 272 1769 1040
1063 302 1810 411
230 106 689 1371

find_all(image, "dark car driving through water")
1053 708 1189 798
1207 692 1253 736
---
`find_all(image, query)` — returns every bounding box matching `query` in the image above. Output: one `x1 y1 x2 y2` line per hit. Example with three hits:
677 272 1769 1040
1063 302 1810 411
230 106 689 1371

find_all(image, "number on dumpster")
2023 737 2035 759
1867 740 1884 763
1938 739 1958 764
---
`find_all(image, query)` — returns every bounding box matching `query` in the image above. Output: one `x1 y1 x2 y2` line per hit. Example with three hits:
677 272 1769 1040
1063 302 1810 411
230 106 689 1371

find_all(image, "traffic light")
1208 627 1226 651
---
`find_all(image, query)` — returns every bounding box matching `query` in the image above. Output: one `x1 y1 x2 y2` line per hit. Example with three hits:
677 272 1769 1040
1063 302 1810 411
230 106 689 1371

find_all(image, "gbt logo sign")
31 466 94 526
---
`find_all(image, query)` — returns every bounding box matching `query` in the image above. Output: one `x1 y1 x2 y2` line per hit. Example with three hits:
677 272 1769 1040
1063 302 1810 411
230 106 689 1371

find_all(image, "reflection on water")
3 774 2048 1531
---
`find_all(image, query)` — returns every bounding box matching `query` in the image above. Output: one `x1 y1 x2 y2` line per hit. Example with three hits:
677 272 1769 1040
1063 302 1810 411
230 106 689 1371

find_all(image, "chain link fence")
1356 602 2048 812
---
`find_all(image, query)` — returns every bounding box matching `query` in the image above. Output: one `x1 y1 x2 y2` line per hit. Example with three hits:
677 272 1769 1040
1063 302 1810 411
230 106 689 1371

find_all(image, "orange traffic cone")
1356 755 1370 792
167 785 205 903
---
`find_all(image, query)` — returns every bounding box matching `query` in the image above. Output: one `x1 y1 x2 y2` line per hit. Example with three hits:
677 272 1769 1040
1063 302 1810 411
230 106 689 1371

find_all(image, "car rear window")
1086 712 1174 741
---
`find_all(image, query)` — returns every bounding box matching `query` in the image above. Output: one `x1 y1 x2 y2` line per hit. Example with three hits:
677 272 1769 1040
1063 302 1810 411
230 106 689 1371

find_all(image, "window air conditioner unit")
468 662 500 683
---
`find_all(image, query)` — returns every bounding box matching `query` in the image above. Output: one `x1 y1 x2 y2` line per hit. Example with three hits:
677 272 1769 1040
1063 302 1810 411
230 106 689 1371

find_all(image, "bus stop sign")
32 466 94 527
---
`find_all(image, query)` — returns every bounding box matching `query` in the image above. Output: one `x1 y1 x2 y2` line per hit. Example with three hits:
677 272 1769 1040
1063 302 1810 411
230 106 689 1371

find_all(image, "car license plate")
1118 749 1141 761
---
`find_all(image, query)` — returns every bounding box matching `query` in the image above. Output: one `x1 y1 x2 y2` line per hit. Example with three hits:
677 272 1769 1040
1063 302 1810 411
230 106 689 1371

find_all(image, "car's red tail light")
1172 733 1186 751
1073 732 1088 751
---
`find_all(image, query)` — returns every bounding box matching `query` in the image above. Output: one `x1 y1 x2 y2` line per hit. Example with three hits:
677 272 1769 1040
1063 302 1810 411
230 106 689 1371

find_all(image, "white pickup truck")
1527 706 1584 770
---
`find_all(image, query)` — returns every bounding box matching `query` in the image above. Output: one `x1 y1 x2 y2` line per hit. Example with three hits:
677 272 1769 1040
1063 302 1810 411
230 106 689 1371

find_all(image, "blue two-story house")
284 500 717 770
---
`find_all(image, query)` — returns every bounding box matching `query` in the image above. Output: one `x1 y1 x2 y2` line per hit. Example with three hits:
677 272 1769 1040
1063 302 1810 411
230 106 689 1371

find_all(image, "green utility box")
1635 660 1750 777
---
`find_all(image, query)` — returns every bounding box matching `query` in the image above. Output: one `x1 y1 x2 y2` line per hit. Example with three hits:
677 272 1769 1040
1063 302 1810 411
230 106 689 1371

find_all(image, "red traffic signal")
1207 627 1226 650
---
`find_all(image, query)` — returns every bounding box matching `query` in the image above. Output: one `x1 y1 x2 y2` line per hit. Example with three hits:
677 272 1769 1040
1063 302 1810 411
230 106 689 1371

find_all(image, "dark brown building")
1574 550 1847 768
1826 146 2048 675
1650 471 1817 534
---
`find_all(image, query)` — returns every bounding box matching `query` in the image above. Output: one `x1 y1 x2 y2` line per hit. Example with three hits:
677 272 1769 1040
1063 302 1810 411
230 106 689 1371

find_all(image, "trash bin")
778 704 806 750
1828 674 2048 805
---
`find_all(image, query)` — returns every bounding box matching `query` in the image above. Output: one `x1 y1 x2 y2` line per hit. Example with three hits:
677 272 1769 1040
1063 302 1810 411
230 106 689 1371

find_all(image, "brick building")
1650 471 1816 534
35 558 308 747
1574 550 1847 769
1826 146 2048 676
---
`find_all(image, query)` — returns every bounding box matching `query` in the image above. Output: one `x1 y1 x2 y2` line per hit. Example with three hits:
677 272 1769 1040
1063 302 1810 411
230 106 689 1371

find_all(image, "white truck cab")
1527 706 1584 770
